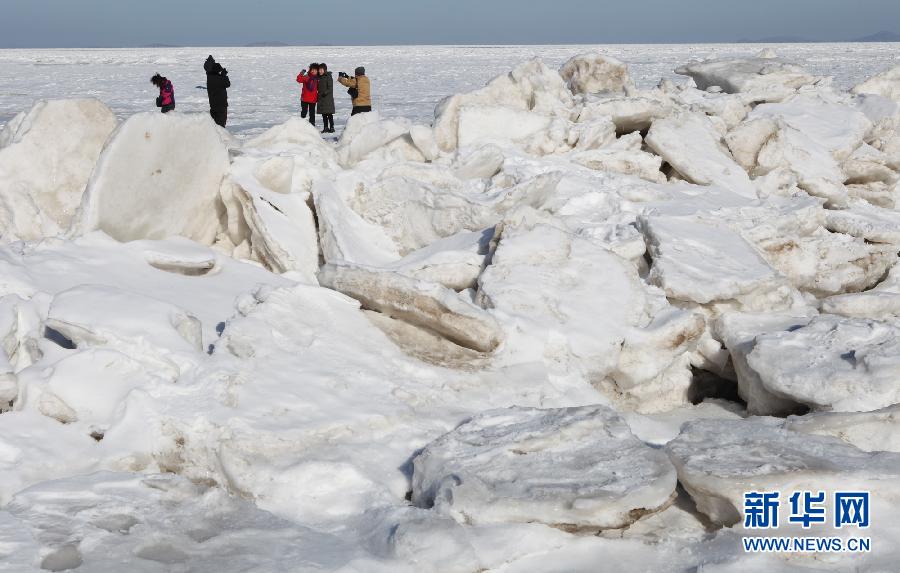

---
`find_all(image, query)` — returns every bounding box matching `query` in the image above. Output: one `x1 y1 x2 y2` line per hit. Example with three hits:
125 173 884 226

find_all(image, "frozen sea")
1 43 898 136
4 42 900 572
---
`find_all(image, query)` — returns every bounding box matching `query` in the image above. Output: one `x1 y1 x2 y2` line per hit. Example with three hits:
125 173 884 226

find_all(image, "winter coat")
296 72 319 104
206 70 230 111
317 72 335 115
157 79 175 107
338 74 371 107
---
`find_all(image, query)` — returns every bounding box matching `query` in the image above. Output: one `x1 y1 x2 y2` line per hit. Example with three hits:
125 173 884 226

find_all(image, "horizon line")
2 38 900 50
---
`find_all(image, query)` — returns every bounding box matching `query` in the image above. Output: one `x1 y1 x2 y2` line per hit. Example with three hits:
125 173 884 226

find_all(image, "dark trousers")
351 106 372 116
210 108 227 127
161 104 175 114
301 102 317 125
321 114 334 131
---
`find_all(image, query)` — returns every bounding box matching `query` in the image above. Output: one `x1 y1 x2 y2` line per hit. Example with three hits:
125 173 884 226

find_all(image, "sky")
1 0 898 48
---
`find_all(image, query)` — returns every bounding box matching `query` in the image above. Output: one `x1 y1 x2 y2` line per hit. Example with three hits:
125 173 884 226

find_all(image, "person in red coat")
296 63 320 127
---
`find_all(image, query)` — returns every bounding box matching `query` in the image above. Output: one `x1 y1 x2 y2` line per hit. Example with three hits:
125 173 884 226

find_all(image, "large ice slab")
433 59 575 151
579 95 674 134
713 312 812 416
645 112 756 198
747 315 900 412
755 124 849 206
2 472 362 572
312 179 401 267
667 418 900 526
825 199 900 244
412 406 677 529
559 52 634 96
477 223 701 411
318 264 504 353
822 258 900 319
852 64 900 102
228 157 319 280
754 226 895 297
0 99 117 241
336 112 423 167
76 112 231 244
675 57 817 101
385 228 493 290
785 405 900 453
457 106 552 150
640 215 781 305
349 171 559 255
750 96 872 161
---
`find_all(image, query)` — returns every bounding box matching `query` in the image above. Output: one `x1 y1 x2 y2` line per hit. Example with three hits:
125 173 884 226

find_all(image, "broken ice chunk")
75 112 231 244
559 52 635 96
852 64 900 102
675 57 817 102
645 112 757 199
667 418 900 526
318 264 504 353
747 315 900 412
0 99 117 242
640 215 781 305
785 404 900 453
412 406 677 529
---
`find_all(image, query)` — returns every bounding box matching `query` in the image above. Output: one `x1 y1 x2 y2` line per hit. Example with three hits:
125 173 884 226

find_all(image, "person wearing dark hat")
337 66 372 116
151 73 175 113
204 55 231 128
317 63 335 134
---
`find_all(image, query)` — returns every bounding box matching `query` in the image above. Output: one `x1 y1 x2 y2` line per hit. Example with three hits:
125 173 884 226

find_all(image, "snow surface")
1 44 900 572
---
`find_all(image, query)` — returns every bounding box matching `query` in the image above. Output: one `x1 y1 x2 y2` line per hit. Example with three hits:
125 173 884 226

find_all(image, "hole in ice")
216 322 226 335
44 327 75 350
135 543 189 564
40 545 83 571
687 368 743 406
90 430 105 442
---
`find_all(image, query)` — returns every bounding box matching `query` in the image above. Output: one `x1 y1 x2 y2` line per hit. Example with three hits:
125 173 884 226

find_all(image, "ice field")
1 43 898 136
1 43 900 571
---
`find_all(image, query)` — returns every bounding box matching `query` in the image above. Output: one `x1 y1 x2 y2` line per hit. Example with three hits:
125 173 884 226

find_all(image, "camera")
338 71 349 78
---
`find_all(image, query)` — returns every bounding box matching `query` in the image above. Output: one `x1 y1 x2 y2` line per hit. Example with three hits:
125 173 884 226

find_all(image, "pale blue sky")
2 0 898 47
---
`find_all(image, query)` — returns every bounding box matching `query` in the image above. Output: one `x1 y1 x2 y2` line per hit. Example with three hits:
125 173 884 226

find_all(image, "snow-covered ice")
1 43 900 571
0 100 116 241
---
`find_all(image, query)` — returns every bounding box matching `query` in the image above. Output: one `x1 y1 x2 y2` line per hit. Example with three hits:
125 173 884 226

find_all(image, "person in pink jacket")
151 73 175 113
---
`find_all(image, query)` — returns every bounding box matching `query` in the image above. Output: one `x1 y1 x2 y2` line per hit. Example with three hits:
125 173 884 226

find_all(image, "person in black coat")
317 63 336 134
204 55 231 128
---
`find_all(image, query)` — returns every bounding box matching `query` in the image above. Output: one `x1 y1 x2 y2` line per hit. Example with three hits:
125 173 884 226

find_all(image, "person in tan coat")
338 66 372 116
